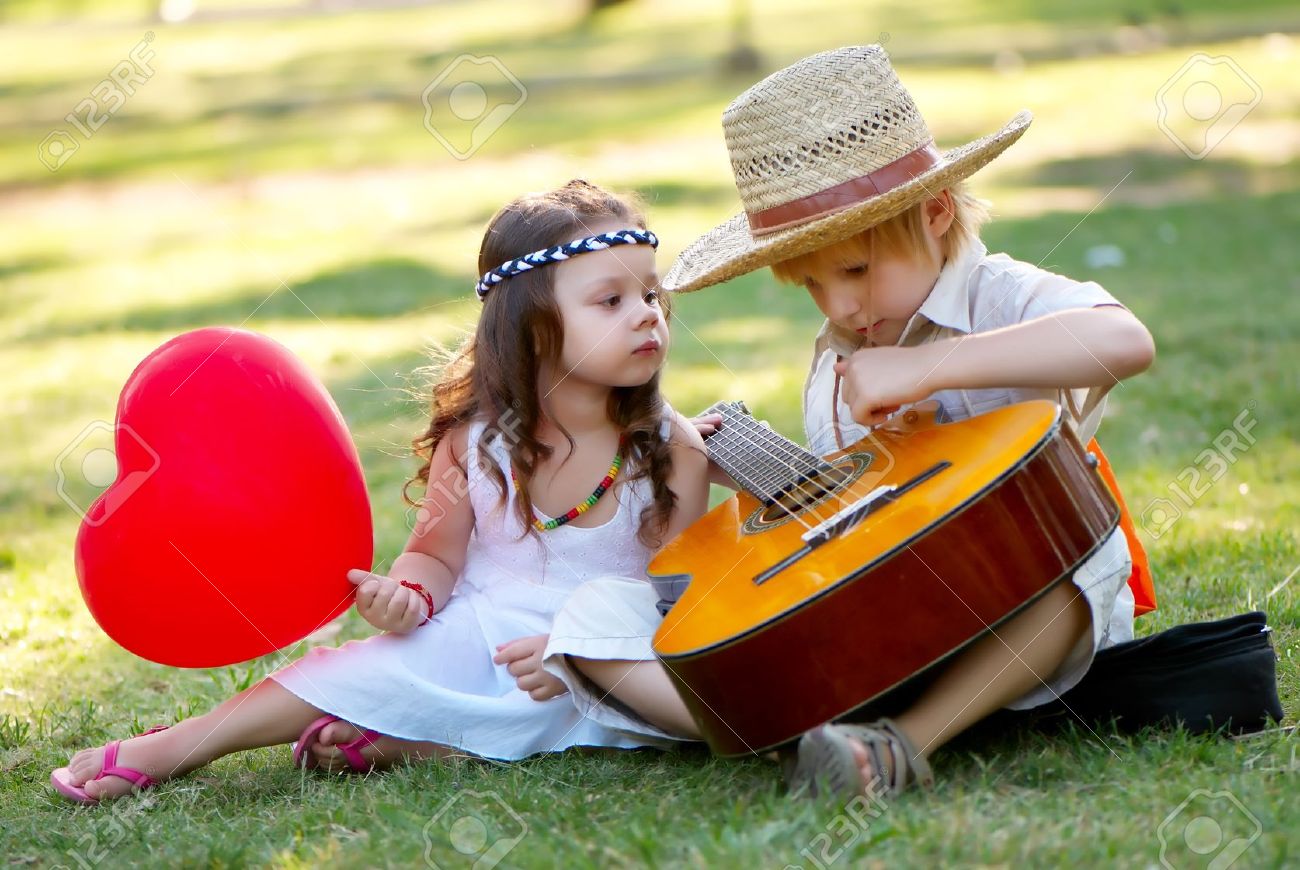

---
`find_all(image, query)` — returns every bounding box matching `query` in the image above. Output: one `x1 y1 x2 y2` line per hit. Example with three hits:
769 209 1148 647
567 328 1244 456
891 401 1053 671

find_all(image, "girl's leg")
571 657 701 739
67 678 328 800
846 582 1091 787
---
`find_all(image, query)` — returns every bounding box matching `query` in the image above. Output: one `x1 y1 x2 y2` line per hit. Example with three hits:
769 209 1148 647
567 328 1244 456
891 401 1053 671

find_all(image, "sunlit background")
2 0 1298 864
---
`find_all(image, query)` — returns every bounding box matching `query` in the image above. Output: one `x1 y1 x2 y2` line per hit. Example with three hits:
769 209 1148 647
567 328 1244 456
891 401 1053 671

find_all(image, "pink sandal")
292 715 381 773
50 725 169 805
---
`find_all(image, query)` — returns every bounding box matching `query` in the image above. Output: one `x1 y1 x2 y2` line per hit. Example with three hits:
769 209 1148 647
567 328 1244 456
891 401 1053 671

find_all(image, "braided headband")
476 228 659 301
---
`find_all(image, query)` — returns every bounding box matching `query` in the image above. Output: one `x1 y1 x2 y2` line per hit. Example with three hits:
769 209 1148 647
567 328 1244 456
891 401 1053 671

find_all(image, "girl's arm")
392 424 475 611
350 425 475 632
836 305 1155 426
663 411 713 542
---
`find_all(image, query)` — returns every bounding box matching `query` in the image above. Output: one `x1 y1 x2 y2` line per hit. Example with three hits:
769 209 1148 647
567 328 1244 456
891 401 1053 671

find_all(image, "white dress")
269 416 680 761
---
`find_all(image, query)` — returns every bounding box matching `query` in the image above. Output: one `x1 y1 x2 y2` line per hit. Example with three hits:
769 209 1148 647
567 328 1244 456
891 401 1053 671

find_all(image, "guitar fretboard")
701 401 837 506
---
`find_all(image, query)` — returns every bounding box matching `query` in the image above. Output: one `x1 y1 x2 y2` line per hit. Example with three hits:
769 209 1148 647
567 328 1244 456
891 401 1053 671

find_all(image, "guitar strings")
703 407 825 530
713 405 841 513
707 403 853 528
714 403 849 510
700 407 815 529
729 407 852 518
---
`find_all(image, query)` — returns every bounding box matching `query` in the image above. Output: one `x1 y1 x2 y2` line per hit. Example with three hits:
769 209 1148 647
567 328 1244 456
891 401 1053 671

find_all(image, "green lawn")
2 1 1298 866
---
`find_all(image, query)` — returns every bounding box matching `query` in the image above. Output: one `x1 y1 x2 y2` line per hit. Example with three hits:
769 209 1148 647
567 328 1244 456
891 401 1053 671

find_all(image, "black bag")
1033 611 1284 734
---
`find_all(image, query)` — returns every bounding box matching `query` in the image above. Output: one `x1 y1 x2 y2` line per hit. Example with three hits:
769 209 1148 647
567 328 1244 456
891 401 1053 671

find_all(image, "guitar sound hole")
745 452 873 532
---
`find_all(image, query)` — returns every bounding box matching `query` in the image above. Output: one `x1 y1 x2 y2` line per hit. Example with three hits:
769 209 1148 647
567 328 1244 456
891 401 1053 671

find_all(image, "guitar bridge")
800 484 898 546
753 461 951 585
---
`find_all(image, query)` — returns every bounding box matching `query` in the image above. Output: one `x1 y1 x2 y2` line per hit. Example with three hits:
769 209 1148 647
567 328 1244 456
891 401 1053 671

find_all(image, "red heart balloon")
75 327 373 667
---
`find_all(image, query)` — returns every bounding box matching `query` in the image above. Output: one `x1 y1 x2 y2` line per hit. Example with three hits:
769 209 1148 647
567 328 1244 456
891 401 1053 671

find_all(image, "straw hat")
663 45 1032 293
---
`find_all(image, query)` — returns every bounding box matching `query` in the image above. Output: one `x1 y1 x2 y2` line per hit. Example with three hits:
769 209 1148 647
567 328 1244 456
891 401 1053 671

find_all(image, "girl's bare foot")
310 719 445 773
63 728 188 802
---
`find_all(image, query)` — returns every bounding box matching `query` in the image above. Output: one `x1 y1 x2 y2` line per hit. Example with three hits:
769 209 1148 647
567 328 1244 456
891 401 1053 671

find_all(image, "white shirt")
798 239 1137 690
802 239 1123 456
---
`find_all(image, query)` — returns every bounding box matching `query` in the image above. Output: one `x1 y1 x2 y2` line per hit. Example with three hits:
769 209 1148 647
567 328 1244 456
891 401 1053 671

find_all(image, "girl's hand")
686 411 740 489
492 634 568 701
348 569 429 634
690 412 724 438
834 346 937 427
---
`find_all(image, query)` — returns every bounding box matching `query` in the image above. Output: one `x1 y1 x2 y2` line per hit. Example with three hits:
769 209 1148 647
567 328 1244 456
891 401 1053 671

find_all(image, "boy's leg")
846 582 1091 786
571 657 701 740
68 678 327 800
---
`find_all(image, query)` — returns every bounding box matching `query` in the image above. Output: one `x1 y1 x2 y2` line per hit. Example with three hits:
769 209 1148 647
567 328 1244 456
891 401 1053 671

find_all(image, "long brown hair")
407 180 676 548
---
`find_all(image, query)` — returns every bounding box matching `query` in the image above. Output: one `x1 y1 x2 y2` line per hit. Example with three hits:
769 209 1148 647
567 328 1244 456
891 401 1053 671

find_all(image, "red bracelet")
399 580 435 626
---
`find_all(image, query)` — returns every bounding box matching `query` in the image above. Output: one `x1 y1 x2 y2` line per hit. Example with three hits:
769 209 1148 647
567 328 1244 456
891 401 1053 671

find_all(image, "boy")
545 45 1156 799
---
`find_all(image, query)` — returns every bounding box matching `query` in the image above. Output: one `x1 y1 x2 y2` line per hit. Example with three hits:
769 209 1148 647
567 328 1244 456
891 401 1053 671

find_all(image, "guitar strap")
830 364 1157 616
829 368 848 451
1086 440 1158 616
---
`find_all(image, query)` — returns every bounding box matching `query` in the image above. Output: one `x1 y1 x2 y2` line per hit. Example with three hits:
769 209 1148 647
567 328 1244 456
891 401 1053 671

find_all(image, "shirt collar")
812 238 987 358
909 237 985 336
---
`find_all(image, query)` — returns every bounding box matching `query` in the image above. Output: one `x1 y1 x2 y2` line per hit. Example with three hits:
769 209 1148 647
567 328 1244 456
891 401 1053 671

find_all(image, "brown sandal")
787 718 935 799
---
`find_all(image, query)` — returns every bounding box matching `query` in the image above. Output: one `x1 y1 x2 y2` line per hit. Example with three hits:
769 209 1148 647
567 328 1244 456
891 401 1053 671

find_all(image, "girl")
51 179 710 803
544 45 1158 799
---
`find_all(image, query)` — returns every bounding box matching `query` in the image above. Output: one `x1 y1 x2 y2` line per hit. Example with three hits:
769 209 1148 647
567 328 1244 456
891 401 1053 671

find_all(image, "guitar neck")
701 402 828 504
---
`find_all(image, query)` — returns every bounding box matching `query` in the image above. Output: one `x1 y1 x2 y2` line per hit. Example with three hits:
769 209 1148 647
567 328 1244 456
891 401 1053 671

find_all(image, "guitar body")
650 400 1119 756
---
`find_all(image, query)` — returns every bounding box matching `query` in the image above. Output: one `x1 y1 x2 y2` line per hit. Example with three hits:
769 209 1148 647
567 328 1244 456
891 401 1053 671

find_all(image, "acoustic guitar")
649 399 1119 756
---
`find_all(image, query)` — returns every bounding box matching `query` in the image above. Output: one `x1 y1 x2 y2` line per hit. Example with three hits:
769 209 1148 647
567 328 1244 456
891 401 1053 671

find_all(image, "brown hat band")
746 141 942 236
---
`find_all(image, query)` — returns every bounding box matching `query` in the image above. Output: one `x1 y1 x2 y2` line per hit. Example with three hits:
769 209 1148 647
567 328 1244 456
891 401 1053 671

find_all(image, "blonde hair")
771 184 989 284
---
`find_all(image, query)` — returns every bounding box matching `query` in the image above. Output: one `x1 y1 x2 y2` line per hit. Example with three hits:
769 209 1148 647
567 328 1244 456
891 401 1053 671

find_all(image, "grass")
2 0 1299 866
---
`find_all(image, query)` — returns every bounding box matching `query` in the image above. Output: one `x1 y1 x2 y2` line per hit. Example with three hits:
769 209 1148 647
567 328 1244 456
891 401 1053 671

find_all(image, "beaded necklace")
511 440 625 531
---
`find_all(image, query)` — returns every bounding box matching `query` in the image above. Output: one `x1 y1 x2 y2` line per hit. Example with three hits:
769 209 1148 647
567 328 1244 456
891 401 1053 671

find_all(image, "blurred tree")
724 0 761 72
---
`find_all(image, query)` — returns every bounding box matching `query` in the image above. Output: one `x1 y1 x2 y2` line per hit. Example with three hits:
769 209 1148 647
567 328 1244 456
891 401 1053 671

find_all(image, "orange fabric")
1086 439 1157 616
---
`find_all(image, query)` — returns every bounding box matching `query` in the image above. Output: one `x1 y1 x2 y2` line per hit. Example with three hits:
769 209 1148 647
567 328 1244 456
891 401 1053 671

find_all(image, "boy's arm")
836 305 1155 427
925 305 1155 391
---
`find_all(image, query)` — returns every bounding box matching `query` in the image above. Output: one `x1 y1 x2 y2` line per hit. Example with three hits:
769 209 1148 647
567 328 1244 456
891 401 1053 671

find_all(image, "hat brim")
663 110 1032 293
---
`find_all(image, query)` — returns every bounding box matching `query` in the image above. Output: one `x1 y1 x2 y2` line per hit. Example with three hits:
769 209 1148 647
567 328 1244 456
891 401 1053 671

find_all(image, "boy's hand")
348 569 428 634
834 346 938 427
493 634 568 701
